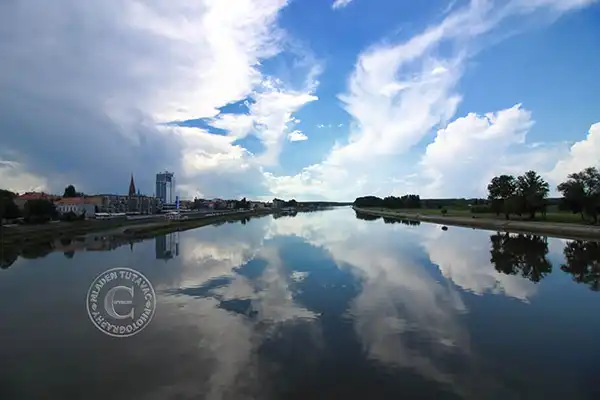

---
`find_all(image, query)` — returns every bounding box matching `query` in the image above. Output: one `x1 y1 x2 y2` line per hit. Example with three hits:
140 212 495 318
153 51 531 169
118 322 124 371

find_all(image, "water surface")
1 208 599 399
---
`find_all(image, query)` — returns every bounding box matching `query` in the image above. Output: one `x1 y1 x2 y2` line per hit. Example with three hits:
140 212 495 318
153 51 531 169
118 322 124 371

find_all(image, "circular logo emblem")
86 267 156 337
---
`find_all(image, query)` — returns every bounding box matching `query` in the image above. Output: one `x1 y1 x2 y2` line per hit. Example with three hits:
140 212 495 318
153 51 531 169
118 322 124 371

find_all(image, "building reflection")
155 232 180 261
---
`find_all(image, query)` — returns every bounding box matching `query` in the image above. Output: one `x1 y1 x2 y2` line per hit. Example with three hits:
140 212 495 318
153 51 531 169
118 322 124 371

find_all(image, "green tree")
561 240 600 291
516 170 549 219
23 199 57 223
557 167 600 223
487 175 517 219
0 196 21 220
63 185 77 197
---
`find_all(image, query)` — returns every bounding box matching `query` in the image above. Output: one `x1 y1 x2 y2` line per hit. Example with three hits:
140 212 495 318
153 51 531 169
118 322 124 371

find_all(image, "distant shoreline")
353 207 600 241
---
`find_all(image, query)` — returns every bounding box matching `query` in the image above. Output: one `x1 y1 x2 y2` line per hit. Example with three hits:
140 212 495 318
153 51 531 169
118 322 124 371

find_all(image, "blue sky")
0 0 599 201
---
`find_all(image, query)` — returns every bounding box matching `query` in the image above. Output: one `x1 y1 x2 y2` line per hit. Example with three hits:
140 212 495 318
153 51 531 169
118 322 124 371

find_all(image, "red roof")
17 192 60 200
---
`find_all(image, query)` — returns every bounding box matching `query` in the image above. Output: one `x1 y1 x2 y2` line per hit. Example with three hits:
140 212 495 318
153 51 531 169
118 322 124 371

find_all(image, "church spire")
128 173 136 197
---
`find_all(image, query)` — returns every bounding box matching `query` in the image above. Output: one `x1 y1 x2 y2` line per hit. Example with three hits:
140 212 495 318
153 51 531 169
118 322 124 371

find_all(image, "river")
1 208 599 399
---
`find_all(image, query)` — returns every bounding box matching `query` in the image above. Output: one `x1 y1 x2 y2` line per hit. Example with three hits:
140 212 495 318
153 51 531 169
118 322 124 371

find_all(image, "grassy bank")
0 209 272 246
354 207 600 240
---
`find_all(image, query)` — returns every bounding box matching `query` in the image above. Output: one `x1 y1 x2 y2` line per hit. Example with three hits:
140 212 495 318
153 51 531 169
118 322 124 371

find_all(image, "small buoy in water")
441 226 448 231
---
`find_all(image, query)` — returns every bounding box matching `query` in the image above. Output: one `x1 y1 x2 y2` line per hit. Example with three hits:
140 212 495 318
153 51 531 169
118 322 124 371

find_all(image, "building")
55 197 96 217
128 173 137 197
14 192 61 210
126 174 159 214
93 194 129 213
155 171 175 204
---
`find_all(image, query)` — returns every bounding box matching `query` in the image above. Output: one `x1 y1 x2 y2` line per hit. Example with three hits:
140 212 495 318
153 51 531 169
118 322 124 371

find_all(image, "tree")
23 199 57 223
487 175 517 219
63 185 77 197
0 196 21 220
516 170 549 219
561 240 600 291
557 167 600 223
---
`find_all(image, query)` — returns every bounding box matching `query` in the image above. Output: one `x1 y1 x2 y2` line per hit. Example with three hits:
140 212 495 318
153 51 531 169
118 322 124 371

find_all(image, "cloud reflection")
158 217 319 399
422 226 539 302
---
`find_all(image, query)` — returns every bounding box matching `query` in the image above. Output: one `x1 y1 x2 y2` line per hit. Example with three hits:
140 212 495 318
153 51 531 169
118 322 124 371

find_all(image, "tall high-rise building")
155 171 175 204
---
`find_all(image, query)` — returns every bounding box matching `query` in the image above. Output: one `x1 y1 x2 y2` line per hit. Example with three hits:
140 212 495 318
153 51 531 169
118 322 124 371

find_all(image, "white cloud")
548 122 600 184
332 0 353 10
287 130 308 142
0 159 48 193
208 80 318 167
419 104 534 197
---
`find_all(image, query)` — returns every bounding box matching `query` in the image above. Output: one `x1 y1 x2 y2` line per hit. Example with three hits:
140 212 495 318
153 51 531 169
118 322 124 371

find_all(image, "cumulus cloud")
419 104 533 197
548 122 600 184
287 130 308 142
332 0 353 10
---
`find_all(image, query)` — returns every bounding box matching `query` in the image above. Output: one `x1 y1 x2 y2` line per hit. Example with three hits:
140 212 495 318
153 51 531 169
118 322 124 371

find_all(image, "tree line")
352 166 600 224
354 194 421 209
486 167 600 222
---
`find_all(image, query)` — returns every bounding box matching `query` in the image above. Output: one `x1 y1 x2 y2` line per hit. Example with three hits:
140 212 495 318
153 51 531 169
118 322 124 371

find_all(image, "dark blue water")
1 208 599 399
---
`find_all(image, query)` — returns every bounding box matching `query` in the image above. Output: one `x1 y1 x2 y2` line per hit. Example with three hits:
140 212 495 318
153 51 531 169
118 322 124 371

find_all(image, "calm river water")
1 208 600 399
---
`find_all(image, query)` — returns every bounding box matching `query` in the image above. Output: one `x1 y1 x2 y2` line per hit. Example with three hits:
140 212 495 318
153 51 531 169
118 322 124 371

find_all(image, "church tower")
128 173 137 197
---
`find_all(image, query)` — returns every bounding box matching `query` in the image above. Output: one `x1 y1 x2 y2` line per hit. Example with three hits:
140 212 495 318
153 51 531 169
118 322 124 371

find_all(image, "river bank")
0 209 273 246
353 207 600 240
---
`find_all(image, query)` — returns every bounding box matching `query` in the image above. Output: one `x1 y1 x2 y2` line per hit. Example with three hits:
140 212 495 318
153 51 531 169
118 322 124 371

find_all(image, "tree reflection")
490 233 552 283
19 241 55 260
382 217 420 226
1 247 19 269
354 211 382 221
561 240 600 291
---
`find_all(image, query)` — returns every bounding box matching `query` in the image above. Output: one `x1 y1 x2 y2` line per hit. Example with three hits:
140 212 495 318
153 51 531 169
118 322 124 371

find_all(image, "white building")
54 198 96 217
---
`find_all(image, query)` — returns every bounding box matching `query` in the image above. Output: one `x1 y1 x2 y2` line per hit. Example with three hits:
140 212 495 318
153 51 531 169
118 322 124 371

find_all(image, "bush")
441 208 448 215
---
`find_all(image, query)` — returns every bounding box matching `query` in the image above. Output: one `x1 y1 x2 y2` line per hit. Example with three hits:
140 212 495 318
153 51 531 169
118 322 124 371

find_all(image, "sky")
0 0 599 201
